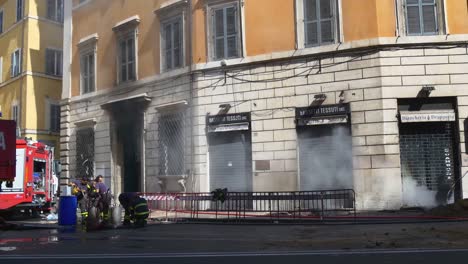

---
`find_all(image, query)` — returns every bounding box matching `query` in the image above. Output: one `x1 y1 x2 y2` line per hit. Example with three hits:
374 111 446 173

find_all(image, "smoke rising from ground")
300 125 353 190
401 176 437 208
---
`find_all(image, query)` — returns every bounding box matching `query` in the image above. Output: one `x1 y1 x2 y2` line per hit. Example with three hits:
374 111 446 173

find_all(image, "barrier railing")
139 189 356 222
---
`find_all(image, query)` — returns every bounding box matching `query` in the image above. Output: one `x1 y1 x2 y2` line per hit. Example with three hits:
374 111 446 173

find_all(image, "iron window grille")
76 127 95 179
158 111 186 176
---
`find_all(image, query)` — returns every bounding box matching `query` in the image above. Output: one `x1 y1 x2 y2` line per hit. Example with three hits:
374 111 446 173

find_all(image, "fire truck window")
33 160 46 190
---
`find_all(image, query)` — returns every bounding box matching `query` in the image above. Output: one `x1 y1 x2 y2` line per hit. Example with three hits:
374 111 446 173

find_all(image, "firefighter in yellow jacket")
118 192 149 227
69 176 94 224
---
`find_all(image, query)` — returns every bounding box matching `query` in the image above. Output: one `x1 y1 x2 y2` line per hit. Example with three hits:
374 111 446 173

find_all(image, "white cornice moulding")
112 15 140 32
154 0 188 14
78 33 99 47
74 118 96 127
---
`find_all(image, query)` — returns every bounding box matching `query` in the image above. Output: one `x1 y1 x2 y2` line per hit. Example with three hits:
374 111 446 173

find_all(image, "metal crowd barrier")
139 189 356 222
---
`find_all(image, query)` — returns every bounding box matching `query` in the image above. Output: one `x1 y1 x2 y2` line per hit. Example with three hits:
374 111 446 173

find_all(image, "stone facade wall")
61 43 468 210
191 45 468 210
62 74 192 194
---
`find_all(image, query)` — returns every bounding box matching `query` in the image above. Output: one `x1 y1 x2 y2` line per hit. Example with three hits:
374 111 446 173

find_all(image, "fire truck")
0 120 58 212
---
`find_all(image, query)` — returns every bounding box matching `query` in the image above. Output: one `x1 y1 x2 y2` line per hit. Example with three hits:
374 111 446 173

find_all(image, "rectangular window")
12 104 19 123
46 49 63 76
118 35 136 83
162 17 183 71
159 112 185 176
0 10 4 34
11 49 21 77
304 0 336 46
47 0 64 22
211 3 240 60
50 104 60 132
0 57 3 83
76 127 95 179
405 0 439 35
16 0 24 22
80 51 95 94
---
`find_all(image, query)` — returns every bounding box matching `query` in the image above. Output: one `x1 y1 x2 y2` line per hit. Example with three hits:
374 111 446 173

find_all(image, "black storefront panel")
207 113 253 192
400 122 457 206
296 104 353 191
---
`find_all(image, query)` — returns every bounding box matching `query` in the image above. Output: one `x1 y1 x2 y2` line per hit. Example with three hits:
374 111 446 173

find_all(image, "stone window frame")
295 0 343 50
112 15 140 85
395 0 447 36
205 0 246 62
155 0 189 72
77 34 98 95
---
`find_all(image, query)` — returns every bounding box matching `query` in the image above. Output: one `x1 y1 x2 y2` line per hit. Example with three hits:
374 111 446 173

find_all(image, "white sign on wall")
400 110 456 123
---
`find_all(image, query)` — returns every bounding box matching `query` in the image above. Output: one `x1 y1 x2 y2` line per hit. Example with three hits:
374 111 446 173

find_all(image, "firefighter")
118 192 149 227
69 176 93 224
94 175 112 224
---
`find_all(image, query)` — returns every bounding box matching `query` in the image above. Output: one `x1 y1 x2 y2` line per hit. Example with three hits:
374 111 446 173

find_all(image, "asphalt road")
3 221 468 263
2 249 468 264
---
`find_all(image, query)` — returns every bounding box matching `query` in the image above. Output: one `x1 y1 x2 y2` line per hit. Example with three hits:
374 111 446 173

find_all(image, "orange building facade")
62 0 468 210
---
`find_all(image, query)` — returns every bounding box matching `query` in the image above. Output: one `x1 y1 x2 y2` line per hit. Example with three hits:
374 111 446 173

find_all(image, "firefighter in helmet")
118 192 149 227
93 175 112 224
69 176 93 224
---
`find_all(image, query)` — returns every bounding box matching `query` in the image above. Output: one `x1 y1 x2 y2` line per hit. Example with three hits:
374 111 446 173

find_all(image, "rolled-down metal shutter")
399 122 456 205
209 131 252 192
298 124 353 191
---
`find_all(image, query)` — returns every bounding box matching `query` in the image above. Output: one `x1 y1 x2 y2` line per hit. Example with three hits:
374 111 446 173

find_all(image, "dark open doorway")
108 98 148 193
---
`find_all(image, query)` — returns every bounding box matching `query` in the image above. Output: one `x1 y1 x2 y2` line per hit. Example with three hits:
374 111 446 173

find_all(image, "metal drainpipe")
18 10 26 138
188 0 196 192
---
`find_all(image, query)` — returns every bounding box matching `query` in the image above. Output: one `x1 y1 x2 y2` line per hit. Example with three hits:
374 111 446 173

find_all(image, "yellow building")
0 0 63 157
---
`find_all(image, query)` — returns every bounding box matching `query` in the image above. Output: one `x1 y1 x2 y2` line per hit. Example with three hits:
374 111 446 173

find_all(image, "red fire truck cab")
0 139 57 211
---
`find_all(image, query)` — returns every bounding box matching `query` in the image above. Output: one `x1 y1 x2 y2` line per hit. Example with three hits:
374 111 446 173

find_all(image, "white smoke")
300 125 353 190
401 176 437 208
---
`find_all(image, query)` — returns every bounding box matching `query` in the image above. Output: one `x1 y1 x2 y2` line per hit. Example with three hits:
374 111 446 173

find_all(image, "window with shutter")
16 0 23 22
11 49 21 77
80 51 95 94
47 0 64 22
12 104 19 123
405 0 439 35
118 34 136 83
0 57 3 83
46 49 63 76
304 0 336 47
210 2 241 60
161 17 183 71
0 10 4 34
50 104 60 132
